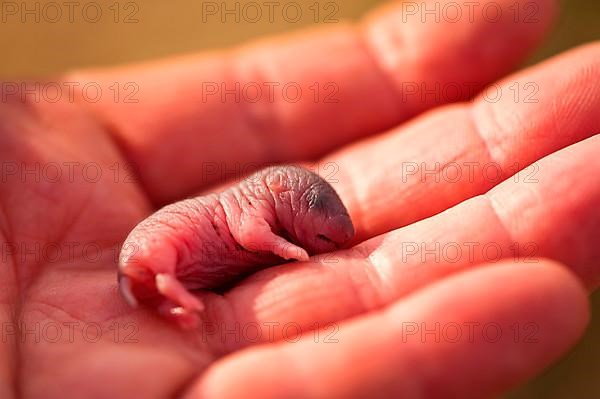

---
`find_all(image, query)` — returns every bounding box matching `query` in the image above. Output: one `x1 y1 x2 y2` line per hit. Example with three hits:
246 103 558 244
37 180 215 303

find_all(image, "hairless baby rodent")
118 165 355 328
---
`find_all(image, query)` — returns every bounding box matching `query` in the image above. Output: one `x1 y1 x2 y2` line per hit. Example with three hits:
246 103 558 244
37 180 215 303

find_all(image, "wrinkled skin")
1 1 599 398
118 166 354 328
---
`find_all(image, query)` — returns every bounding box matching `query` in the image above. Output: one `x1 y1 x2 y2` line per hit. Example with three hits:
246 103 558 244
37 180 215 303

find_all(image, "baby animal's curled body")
118 165 355 328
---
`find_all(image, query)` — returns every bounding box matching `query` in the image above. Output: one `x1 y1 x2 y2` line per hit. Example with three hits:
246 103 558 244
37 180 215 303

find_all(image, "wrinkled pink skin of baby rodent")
118 166 355 329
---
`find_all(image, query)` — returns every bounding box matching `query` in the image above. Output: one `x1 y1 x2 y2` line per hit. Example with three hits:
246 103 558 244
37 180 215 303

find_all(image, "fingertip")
360 0 558 113
524 259 590 326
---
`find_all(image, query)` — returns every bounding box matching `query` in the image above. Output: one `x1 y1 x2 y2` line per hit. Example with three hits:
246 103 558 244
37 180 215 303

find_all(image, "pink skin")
118 166 354 328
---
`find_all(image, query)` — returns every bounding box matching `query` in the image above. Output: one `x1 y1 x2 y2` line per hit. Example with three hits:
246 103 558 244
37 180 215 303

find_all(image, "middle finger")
326 43 600 241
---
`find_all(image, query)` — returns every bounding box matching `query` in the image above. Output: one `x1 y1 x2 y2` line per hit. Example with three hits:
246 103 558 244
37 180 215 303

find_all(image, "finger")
66 0 556 203
326 41 600 240
186 260 589 399
200 133 600 352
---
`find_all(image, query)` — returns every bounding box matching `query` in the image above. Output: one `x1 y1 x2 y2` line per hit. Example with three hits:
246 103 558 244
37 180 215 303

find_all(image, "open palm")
1 1 599 398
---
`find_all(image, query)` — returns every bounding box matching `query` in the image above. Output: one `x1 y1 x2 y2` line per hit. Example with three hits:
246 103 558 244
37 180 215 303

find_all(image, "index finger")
67 0 556 204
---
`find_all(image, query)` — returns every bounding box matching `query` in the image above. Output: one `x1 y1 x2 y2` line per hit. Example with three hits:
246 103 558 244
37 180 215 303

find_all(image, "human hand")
1 0 599 397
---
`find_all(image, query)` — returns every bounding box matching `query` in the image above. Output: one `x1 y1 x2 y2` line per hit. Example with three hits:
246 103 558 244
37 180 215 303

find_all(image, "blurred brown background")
1 0 598 397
